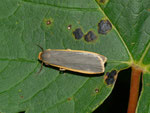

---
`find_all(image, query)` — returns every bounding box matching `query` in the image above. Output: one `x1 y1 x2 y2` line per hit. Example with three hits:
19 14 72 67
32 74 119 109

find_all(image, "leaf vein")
95 1 133 62
43 78 89 112
0 58 36 63
0 63 38 94
20 72 60 104
139 41 150 64
22 0 98 11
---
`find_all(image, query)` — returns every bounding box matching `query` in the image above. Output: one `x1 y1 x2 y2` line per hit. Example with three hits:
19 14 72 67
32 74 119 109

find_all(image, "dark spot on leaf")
46 20 51 25
95 88 99 93
106 70 117 77
68 25 72 30
106 72 110 76
73 28 84 40
20 96 24 98
105 77 115 85
98 20 112 34
105 70 117 85
67 97 72 101
84 31 97 42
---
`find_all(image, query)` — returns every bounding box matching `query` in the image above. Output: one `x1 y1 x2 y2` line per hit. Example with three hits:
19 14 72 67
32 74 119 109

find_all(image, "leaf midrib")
139 41 150 64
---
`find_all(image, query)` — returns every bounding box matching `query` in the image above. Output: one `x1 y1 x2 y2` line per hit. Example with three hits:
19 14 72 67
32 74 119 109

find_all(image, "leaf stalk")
127 65 142 113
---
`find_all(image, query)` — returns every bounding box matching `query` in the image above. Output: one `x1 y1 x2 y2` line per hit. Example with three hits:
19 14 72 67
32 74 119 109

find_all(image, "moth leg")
44 63 49 66
59 68 66 71
59 68 66 74
67 49 71 51
36 62 43 75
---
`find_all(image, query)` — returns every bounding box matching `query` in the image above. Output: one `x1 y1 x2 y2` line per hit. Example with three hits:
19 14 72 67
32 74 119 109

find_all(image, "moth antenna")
36 44 44 52
37 62 43 75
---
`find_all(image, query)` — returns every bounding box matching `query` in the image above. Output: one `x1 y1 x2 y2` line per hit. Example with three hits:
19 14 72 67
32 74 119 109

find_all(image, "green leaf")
137 72 150 113
0 0 149 113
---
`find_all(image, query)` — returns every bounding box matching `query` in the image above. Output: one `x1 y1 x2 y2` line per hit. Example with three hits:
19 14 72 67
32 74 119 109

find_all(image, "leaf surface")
0 0 149 113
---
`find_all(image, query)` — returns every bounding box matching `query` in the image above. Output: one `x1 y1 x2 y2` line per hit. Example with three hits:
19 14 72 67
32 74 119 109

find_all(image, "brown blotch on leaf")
20 96 24 98
68 25 72 30
84 31 97 42
98 20 112 34
73 28 84 40
104 70 117 85
95 88 99 93
67 97 72 101
46 20 51 25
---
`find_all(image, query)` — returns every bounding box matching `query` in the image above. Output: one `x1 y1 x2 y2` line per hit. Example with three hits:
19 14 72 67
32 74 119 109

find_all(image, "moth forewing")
98 55 107 63
38 49 107 74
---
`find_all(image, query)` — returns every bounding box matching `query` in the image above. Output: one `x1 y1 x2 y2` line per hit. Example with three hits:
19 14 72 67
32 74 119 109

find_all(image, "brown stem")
127 66 142 113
